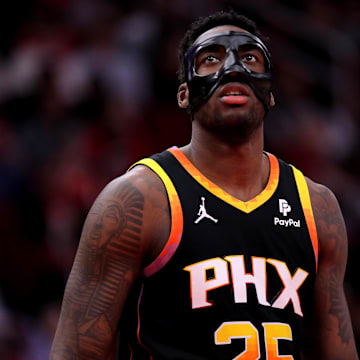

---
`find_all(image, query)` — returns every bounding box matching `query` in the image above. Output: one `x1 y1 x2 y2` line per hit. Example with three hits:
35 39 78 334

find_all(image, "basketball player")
50 10 358 359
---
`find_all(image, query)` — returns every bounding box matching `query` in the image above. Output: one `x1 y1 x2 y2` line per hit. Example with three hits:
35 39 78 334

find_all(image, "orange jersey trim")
128 158 183 277
291 165 319 271
168 146 279 214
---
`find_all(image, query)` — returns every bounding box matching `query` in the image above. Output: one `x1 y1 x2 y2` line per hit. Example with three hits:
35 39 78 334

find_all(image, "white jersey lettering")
225 255 270 307
267 259 309 317
184 257 230 309
184 255 309 316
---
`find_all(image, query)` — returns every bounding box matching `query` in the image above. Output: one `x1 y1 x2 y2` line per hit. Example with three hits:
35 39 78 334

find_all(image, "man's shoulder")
304 176 347 252
278 157 343 243
304 176 337 209
105 163 168 204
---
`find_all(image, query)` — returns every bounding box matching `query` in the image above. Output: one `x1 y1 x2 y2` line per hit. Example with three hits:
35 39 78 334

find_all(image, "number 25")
215 321 294 360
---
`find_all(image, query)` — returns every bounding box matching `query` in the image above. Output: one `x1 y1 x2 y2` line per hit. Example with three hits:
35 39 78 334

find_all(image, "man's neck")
180 124 269 202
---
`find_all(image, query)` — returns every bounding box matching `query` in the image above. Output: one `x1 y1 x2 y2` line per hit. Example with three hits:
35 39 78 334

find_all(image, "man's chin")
193 98 264 136
204 114 263 141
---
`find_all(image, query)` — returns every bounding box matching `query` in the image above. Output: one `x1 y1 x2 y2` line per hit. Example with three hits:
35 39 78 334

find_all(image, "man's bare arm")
50 166 170 359
302 180 358 359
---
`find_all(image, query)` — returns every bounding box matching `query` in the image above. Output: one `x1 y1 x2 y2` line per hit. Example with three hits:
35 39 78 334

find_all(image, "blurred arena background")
0 0 359 358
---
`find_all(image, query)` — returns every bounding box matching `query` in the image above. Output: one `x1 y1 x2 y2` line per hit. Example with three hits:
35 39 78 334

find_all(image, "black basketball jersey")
117 146 318 360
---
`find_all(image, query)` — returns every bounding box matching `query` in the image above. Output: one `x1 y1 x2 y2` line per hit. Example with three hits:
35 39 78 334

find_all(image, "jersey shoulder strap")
127 150 184 277
290 163 319 270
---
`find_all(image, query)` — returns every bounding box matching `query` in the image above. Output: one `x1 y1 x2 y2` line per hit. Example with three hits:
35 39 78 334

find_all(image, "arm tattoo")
51 181 145 359
328 271 353 343
313 185 353 344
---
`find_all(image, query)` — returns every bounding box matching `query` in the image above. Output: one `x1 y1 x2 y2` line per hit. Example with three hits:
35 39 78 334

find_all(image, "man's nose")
224 49 241 68
223 50 248 77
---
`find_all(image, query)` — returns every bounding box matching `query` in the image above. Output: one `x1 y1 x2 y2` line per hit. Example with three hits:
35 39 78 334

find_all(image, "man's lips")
220 95 248 105
219 83 250 105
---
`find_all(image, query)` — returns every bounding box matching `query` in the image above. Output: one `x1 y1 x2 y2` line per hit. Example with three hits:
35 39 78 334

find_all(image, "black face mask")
184 31 272 113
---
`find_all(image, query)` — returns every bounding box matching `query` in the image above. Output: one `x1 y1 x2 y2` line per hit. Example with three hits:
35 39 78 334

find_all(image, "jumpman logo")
194 197 218 224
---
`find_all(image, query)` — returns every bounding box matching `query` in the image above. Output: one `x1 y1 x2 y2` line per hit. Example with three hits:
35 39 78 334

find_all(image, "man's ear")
269 92 275 107
177 83 189 109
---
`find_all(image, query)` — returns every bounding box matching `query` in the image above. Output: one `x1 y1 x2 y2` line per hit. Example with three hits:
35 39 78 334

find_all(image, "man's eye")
205 55 220 63
242 54 256 62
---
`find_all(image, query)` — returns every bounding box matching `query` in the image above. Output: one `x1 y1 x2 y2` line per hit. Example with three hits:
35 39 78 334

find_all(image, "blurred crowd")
0 0 359 358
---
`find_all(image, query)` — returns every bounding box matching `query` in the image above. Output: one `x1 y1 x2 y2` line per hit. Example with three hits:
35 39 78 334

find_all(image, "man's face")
178 25 274 137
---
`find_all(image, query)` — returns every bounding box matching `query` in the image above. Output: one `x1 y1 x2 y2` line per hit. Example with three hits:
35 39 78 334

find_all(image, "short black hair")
177 9 269 83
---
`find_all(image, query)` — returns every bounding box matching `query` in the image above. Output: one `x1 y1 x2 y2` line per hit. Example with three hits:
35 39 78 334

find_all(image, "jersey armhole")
128 159 184 277
290 165 319 271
